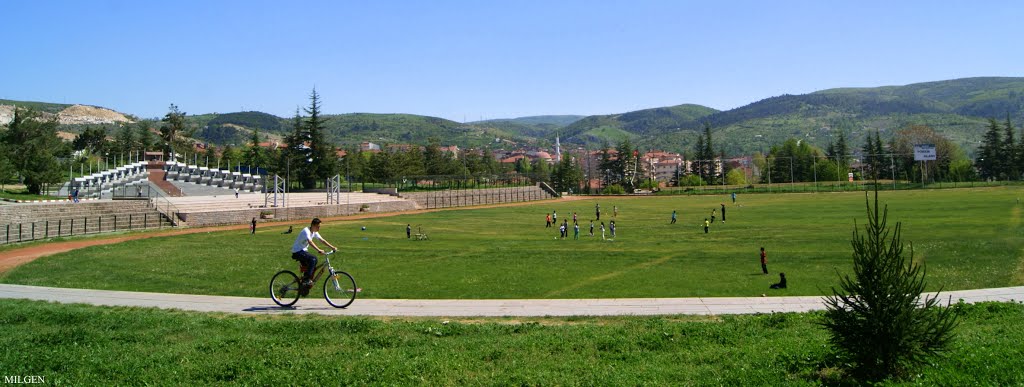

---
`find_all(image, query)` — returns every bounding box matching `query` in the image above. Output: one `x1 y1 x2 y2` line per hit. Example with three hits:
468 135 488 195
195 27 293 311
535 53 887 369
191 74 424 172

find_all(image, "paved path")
2 284 1021 317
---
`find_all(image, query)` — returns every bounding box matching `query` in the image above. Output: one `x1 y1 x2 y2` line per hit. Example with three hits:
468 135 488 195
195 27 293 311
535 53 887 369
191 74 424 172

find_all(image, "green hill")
559 104 719 148
557 77 1024 155
470 115 584 139
0 99 72 114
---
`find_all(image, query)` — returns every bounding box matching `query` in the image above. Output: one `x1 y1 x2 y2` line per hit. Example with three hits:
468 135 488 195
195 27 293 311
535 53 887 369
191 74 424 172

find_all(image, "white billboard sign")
914 144 936 161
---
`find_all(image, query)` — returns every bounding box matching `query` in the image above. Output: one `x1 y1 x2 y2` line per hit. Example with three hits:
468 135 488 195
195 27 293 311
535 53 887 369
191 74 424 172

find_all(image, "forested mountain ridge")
557 77 1024 156
5 77 1023 157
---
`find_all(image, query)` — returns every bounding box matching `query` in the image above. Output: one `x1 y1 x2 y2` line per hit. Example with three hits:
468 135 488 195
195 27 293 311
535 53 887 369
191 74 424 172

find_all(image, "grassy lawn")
1 299 1021 385
2 187 1023 299
0 188 58 201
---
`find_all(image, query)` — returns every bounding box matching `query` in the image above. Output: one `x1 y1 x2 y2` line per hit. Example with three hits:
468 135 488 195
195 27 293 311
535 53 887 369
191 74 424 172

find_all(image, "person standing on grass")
610 220 616 237
589 220 595 236
251 217 257 235
553 210 558 225
291 218 338 290
710 208 716 223
407 224 412 239
574 222 580 240
704 218 710 234
760 247 768 274
546 213 552 228
721 203 726 223
670 210 677 224
731 192 736 204
596 203 601 220
600 222 606 240
613 205 618 218
573 212 577 224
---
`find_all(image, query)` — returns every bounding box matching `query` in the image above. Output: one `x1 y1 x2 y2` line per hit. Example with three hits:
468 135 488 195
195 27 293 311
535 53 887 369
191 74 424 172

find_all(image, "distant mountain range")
4 77 1023 156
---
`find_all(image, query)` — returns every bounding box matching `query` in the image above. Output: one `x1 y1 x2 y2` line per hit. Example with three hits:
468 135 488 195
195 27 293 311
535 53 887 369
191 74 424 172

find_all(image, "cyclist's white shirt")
291 227 321 253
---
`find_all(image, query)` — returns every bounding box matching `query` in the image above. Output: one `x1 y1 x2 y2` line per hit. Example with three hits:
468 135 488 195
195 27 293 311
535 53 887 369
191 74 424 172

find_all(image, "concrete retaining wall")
178 200 418 227
399 185 554 209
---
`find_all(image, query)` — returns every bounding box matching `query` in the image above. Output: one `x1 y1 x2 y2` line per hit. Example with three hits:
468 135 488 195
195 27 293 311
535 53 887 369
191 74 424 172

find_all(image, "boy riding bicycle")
291 218 338 295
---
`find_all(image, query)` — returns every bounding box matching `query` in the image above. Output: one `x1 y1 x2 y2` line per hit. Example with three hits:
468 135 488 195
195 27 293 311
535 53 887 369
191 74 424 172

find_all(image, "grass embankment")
1 299 1021 385
2 187 1022 298
0 188 57 201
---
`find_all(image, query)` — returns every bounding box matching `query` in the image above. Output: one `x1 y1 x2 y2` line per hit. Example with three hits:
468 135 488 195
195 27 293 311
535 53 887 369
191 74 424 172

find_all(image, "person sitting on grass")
770 272 787 289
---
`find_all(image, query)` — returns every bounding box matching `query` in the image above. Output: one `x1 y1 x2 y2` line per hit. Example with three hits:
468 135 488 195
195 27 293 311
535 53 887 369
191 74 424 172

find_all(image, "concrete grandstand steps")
147 164 183 197
0 200 157 225
165 192 417 227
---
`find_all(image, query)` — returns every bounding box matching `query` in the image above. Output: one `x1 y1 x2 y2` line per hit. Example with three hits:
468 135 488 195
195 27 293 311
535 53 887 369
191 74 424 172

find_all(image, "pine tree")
243 129 266 172
835 131 849 170
873 131 888 179
160 104 186 161
821 189 959 381
976 119 1002 180
1003 116 1019 180
281 108 307 190
303 88 336 188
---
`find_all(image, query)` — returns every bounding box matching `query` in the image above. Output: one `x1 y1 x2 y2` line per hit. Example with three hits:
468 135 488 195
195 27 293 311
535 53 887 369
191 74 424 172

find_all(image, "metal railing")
1 212 172 245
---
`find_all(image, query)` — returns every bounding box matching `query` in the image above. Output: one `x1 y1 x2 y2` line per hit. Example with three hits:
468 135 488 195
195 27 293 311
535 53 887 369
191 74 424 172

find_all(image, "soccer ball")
361 226 366 231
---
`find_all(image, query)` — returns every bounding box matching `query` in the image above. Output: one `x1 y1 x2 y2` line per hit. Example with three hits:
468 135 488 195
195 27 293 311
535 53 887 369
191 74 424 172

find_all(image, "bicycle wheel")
323 270 357 308
270 270 301 307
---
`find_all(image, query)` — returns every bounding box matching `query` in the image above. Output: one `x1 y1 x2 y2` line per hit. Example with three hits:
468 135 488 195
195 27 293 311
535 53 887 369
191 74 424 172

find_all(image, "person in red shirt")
760 247 768 274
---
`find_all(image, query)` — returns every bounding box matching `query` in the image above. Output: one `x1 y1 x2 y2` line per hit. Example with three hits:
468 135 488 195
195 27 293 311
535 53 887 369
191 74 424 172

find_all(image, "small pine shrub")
820 189 959 381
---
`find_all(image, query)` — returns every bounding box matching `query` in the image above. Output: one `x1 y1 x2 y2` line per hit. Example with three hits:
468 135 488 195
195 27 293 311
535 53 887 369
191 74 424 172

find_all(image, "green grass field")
2 187 1023 299
1 299 1022 385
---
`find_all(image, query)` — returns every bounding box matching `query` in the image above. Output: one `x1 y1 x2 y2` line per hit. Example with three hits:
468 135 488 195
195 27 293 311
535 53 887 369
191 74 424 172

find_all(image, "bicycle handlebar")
322 250 337 256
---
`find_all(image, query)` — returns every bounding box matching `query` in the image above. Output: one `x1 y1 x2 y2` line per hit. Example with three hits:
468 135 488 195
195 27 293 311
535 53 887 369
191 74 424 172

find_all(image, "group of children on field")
544 194 786 289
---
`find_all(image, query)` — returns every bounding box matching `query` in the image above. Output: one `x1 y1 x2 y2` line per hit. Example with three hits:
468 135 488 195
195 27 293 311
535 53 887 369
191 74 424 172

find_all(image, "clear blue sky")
2 1 1021 122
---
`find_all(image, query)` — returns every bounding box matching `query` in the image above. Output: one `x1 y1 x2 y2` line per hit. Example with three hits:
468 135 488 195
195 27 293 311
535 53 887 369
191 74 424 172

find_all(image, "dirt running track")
0 196 590 274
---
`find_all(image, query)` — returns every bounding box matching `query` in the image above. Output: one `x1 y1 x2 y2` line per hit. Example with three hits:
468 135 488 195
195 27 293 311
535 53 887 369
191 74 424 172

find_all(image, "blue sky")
2 1 1021 121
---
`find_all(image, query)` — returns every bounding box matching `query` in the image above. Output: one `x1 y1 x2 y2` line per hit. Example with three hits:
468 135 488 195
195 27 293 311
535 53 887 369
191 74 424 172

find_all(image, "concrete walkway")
2 284 1022 317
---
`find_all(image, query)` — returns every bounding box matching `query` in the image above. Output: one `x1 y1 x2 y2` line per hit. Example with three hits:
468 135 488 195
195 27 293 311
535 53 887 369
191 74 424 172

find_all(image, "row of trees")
756 125 979 184
976 117 1023 180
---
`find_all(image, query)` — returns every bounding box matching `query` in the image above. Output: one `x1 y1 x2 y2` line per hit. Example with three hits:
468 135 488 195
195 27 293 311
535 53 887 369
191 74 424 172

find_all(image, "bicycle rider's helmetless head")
310 218 322 232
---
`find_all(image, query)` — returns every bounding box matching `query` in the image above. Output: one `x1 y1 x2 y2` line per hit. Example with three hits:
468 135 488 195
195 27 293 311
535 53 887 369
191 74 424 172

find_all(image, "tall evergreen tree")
243 129 266 171
691 133 707 183
873 131 889 179
861 131 883 179
835 131 849 169
281 107 307 189
702 124 715 183
303 88 336 188
1002 116 1019 180
135 122 156 153
115 124 137 161
975 118 1002 180
160 104 187 161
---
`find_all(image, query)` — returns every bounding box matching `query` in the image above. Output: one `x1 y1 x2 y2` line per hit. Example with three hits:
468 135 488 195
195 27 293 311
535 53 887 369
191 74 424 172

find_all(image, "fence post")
58 219 62 236
71 218 74 236
129 214 133 230
45 221 49 239
31 223 35 242
19 224 22 242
